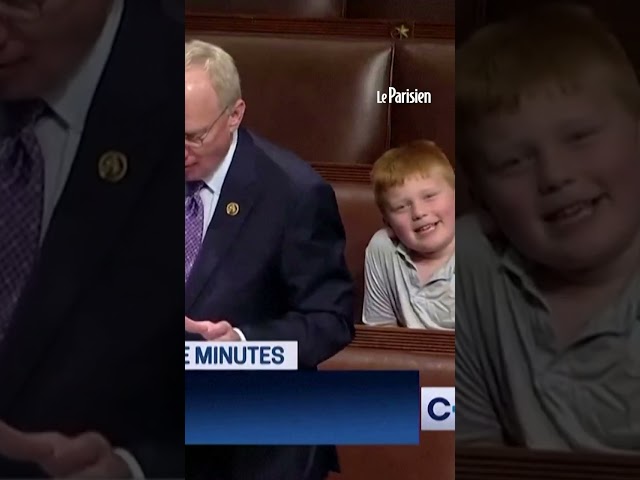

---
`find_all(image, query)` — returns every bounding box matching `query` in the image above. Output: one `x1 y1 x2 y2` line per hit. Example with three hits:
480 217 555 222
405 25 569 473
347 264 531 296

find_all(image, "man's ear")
228 98 246 132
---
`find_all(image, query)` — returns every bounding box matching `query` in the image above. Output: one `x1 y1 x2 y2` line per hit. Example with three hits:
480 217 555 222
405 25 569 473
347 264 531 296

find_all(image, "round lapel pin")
98 151 128 183
226 202 239 216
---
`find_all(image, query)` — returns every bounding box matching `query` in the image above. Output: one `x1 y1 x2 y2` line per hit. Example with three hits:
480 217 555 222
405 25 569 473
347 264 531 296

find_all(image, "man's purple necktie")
0 102 45 341
185 181 205 282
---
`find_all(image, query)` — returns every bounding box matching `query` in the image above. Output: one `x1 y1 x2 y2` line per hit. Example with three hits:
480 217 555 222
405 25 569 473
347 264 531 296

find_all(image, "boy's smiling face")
383 173 456 260
471 69 640 274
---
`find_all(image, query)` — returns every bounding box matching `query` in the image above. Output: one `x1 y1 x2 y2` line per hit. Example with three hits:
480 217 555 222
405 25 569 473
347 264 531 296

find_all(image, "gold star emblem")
392 24 411 39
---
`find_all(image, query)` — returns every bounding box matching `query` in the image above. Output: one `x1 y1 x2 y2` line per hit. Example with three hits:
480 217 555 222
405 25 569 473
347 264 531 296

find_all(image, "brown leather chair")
186 0 346 18
186 33 455 165
321 326 455 480
186 0 455 24
392 39 455 164
346 0 454 23
331 181 382 323
189 33 392 165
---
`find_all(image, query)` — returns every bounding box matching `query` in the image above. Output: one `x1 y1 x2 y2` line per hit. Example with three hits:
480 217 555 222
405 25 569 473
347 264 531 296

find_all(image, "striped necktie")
0 101 46 341
185 181 205 283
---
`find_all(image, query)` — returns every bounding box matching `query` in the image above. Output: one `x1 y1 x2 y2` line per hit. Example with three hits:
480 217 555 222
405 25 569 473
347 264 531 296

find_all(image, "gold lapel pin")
98 150 128 183
226 202 239 216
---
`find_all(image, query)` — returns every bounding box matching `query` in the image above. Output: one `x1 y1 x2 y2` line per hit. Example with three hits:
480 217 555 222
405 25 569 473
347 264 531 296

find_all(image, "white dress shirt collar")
202 129 238 195
43 0 124 132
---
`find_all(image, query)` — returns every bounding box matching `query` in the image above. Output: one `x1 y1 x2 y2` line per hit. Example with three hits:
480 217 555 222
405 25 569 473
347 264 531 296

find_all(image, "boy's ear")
382 217 397 240
469 187 500 238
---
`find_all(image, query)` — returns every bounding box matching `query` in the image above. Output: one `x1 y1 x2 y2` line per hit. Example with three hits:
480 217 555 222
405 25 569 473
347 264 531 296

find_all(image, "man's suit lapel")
185 129 259 311
0 0 182 411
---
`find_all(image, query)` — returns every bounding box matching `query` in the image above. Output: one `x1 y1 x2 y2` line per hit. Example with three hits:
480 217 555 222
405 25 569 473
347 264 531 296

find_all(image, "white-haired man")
184 40 355 480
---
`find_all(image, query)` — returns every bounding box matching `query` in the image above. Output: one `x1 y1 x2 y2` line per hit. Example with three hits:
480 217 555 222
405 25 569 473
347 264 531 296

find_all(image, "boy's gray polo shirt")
363 229 455 329
456 215 640 452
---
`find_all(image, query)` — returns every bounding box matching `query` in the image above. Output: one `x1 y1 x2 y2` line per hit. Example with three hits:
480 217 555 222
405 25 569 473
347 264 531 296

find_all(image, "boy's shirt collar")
497 243 639 340
394 240 455 283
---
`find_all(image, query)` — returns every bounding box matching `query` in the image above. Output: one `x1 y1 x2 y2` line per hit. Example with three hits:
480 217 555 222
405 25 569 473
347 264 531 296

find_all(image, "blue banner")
185 370 420 445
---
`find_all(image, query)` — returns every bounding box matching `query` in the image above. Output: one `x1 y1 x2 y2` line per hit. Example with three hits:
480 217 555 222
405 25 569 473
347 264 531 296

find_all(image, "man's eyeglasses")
0 0 44 20
185 107 228 148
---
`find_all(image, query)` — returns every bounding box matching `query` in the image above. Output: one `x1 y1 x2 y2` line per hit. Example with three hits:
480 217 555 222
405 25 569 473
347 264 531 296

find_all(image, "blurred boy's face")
471 71 640 274
384 174 455 260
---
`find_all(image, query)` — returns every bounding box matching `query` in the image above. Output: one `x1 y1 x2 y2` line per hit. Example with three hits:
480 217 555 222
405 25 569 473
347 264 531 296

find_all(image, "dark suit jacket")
0 0 184 477
185 128 355 479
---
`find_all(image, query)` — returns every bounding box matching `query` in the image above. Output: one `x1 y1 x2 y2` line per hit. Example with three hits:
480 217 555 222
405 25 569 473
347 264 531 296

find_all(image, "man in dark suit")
184 40 355 480
0 0 184 477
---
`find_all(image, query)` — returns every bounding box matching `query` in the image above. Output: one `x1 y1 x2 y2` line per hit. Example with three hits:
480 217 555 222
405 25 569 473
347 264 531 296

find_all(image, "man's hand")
0 420 131 478
184 316 240 341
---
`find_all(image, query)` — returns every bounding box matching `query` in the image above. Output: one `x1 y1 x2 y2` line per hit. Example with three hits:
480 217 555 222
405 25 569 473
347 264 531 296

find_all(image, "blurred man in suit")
184 40 355 480
0 0 183 477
